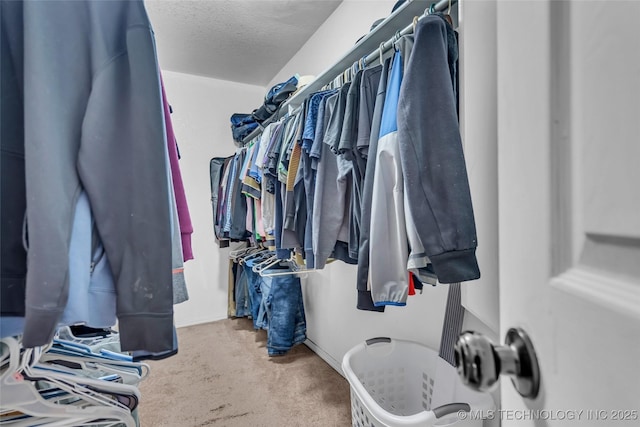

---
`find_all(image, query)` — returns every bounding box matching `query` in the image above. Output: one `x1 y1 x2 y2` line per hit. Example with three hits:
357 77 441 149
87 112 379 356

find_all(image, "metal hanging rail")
241 0 457 144
364 0 457 66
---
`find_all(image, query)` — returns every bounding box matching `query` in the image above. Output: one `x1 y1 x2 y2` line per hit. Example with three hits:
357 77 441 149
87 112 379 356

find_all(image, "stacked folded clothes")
230 74 300 143
230 113 259 142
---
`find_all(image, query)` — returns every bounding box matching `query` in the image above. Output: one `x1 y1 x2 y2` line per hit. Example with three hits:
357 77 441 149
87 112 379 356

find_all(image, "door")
497 0 640 425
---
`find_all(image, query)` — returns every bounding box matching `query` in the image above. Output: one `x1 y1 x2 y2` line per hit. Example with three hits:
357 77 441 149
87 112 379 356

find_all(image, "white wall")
267 0 396 88
459 2 500 337
458 2 501 420
161 70 265 327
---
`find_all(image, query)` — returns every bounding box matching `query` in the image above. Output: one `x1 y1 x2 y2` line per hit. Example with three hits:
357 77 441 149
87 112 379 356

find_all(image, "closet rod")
240 0 443 144
364 0 457 66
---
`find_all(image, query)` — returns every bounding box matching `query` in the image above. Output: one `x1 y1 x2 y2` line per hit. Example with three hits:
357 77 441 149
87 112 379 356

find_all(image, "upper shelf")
241 0 434 144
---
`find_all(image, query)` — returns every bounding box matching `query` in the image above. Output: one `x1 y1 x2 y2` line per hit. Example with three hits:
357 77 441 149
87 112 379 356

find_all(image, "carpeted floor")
138 318 352 426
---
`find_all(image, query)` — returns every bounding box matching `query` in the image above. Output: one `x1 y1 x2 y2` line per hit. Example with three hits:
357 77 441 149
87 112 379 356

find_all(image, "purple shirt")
161 75 194 261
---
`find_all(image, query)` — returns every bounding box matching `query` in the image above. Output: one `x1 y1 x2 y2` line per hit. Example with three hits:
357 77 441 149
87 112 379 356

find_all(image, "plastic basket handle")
365 337 391 345
432 403 471 419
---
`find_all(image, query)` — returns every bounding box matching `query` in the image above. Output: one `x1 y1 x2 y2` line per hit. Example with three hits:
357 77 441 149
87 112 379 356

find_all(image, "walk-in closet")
2 0 638 426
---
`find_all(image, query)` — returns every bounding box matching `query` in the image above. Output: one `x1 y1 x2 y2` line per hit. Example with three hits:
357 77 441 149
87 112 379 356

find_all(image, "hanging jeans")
262 271 306 356
256 273 272 331
243 257 266 329
234 265 251 318
242 258 306 355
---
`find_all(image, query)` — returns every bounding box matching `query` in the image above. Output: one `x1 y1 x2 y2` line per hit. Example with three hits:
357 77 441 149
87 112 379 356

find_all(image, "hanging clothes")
301 90 338 268
312 85 357 269
368 48 410 306
61 191 116 329
229 249 307 356
161 75 195 262
339 69 365 260
0 0 27 326
396 34 439 285
213 12 480 314
397 15 480 284
2 1 182 352
226 149 251 241
210 156 232 247
356 58 391 313
281 111 306 251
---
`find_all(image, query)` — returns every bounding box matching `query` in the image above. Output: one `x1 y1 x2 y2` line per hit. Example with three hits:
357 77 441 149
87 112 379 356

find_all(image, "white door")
496 0 640 425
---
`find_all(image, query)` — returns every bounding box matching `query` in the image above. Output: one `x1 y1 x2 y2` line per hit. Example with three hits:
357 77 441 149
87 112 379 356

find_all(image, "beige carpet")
138 318 352 426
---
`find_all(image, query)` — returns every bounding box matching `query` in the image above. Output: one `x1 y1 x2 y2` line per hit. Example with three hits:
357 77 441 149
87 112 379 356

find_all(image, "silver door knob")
454 327 540 399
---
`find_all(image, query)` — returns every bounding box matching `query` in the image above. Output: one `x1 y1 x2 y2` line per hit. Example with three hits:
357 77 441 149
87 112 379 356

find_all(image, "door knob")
454 327 540 399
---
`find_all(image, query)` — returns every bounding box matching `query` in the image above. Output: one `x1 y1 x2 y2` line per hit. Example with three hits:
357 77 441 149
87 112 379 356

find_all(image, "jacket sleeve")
397 16 480 284
312 140 348 269
77 24 174 352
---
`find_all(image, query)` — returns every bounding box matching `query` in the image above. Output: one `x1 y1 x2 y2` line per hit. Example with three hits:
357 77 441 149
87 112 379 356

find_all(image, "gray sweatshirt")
10 1 174 351
312 87 354 269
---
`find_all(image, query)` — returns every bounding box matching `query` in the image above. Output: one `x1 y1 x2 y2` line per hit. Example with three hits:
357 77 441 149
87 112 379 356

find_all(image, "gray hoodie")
7 0 174 351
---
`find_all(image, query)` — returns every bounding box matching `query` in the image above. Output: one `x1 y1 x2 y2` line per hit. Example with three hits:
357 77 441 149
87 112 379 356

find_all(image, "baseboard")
175 316 226 329
304 338 345 378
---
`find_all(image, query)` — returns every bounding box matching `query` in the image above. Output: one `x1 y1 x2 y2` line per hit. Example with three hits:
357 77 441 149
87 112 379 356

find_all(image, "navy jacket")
397 15 480 283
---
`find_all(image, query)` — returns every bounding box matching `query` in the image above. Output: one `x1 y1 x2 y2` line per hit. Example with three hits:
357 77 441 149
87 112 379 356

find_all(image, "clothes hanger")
238 248 271 266
236 245 265 261
255 253 317 277
6 415 131 427
22 341 142 410
0 414 128 427
241 251 271 267
31 365 139 412
254 255 289 274
36 352 143 387
251 254 279 273
425 2 453 26
22 344 142 404
25 364 137 410
252 250 315 275
25 359 141 416
393 30 402 49
259 264 314 278
443 0 454 26
0 337 137 427
52 337 138 365
229 243 254 260
40 343 149 386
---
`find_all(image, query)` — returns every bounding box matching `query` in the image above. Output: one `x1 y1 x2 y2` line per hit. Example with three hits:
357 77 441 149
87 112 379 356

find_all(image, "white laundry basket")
342 337 494 427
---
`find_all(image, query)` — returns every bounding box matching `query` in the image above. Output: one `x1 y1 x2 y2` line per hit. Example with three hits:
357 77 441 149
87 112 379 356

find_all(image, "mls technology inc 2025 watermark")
457 409 639 422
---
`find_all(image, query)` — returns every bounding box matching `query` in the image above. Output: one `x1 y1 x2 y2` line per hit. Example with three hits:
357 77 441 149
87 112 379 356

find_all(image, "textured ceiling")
145 0 342 86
